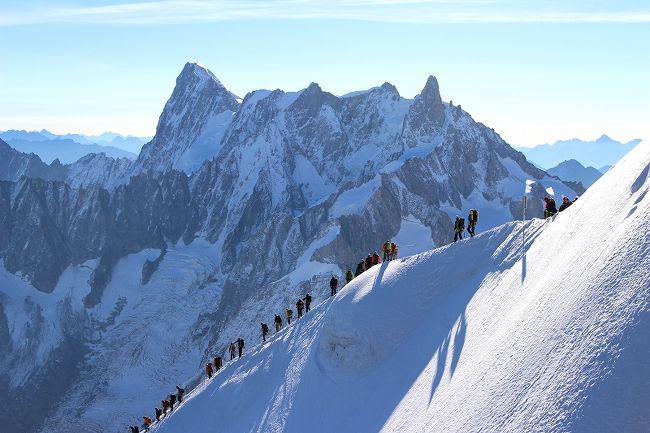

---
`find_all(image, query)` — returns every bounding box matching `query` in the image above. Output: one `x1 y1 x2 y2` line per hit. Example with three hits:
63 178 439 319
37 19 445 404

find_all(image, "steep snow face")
153 141 650 433
135 62 240 175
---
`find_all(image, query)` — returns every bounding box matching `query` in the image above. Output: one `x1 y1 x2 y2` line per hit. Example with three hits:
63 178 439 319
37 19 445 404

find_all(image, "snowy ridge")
151 141 650 433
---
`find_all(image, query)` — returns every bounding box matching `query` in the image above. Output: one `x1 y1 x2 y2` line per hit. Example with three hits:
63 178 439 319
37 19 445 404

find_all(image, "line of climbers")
128 385 185 432
260 238 403 346
544 195 578 219
126 236 400 431
126 199 571 431
126 201 561 432
261 293 313 341
127 291 318 430
344 239 399 283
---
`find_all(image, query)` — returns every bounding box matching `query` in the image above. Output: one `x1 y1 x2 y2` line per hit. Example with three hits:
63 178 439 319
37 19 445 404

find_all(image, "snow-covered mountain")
0 137 134 188
152 139 650 433
0 129 145 163
547 159 603 188
0 63 580 433
134 62 239 174
0 138 65 182
517 134 642 169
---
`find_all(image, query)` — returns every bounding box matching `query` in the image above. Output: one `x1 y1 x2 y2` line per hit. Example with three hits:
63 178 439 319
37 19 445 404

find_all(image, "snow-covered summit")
186 61 219 82
151 141 650 433
134 62 240 174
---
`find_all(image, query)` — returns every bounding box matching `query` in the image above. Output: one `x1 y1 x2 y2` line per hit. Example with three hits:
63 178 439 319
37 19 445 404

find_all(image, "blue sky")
0 1 648 147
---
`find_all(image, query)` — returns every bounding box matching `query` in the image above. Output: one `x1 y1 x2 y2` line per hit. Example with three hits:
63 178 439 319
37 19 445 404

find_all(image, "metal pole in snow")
522 195 527 285
522 195 527 253
523 195 527 222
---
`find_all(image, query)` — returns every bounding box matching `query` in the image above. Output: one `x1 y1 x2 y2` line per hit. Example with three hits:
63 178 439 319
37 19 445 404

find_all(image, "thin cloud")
1 0 649 26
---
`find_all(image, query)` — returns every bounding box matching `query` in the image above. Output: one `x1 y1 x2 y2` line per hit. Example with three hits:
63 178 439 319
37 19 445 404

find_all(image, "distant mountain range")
547 159 603 189
0 129 149 163
517 135 642 170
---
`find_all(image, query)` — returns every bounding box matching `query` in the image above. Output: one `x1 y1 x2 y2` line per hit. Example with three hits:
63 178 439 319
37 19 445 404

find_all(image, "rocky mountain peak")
134 62 240 174
419 75 443 108
379 82 399 94
177 62 230 96
305 81 322 93
166 62 239 119
289 82 339 118
401 75 445 147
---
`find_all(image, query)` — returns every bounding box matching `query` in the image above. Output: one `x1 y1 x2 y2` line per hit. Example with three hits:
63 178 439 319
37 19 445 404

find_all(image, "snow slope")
151 141 650 433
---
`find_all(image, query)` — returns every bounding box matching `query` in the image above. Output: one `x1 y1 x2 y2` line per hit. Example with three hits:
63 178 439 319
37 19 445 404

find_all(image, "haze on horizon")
0 0 648 147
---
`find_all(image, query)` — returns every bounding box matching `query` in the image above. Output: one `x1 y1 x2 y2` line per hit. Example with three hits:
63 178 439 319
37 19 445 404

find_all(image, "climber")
236 337 245 358
286 308 293 325
383 240 392 261
274 314 283 332
129 425 140 433
355 260 366 276
176 385 185 404
205 362 214 379
372 251 381 266
544 196 557 219
143 416 153 430
169 392 177 411
162 399 171 414
390 242 397 260
365 254 373 269
454 216 465 242
558 196 573 212
330 276 338 296
214 356 223 370
261 322 269 342
304 293 312 312
229 341 236 360
345 268 354 284
468 209 479 237
155 407 162 421
296 299 305 318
